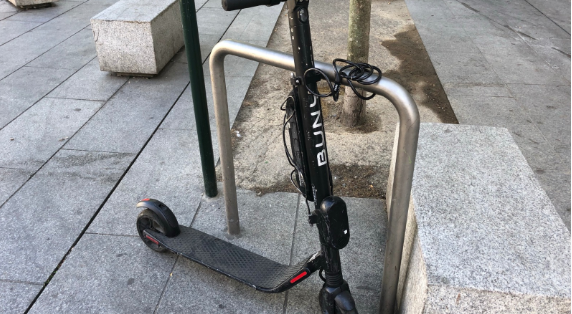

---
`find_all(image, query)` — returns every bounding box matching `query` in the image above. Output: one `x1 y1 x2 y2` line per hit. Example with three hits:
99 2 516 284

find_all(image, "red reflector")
145 235 159 245
141 198 150 201
290 271 308 284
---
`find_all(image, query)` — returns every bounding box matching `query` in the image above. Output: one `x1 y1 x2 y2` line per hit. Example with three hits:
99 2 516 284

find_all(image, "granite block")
0 149 133 283
390 123 571 313
0 66 75 129
65 61 189 153
27 28 96 70
0 98 103 171
4 0 80 23
29 234 177 314
0 281 42 314
47 58 128 101
7 0 58 8
91 0 184 75
87 128 209 236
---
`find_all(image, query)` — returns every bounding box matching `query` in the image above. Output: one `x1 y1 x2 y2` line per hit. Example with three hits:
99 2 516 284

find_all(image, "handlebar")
222 0 283 11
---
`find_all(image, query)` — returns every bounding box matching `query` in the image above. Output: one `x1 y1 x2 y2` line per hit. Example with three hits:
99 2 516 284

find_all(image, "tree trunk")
341 0 372 128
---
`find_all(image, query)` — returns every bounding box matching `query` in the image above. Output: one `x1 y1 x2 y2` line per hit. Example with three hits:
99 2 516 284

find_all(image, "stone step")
387 123 570 313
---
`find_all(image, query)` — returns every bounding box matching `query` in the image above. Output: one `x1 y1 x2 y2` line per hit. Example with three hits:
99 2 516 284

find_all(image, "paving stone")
0 149 133 283
29 233 177 314
65 61 189 153
286 197 386 313
5 0 82 23
474 38 568 85
196 7 238 36
0 167 32 205
160 75 254 132
87 128 209 236
395 123 570 313
0 66 76 129
172 33 220 64
0 0 19 13
441 83 511 97
0 19 41 45
220 3 283 42
192 189 298 261
0 1 115 80
156 189 298 313
428 52 503 85
47 58 128 101
0 12 16 20
27 28 96 70
0 281 42 314
0 98 103 171
404 0 456 21
534 169 571 230
413 19 480 53
526 0 570 33
156 257 285 313
447 95 526 127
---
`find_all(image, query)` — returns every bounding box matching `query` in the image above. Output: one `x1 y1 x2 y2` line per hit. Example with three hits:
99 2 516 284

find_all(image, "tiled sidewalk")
405 0 571 229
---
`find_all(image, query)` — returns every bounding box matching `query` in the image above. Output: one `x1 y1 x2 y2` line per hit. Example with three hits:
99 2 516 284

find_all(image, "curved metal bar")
209 39 419 313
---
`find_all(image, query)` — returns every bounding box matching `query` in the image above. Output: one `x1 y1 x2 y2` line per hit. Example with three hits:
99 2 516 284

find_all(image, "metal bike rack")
209 40 419 314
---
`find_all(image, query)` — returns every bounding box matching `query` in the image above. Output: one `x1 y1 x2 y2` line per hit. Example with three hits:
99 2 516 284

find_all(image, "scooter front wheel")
136 203 180 253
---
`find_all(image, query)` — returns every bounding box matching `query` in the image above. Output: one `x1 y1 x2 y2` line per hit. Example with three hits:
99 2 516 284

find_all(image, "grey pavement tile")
0 12 16 20
527 43 571 79
428 52 503 85
0 66 76 129
191 189 298 262
534 169 571 230
65 61 189 153
404 0 456 21
196 7 238 36
221 3 283 42
27 28 96 70
29 233 177 314
441 83 511 97
0 281 42 314
509 123 567 172
414 19 480 53
0 149 133 283
5 0 82 23
160 75 254 132
526 0 571 34
0 0 115 79
156 189 298 313
506 83 570 120
529 111 571 149
156 257 285 313
473 37 569 85
286 197 386 313
173 33 221 63
447 95 526 127
0 19 41 45
47 58 128 101
0 167 32 205
0 98 103 170
87 128 209 236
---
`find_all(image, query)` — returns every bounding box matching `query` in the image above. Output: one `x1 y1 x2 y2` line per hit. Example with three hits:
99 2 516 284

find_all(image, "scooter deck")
145 226 322 293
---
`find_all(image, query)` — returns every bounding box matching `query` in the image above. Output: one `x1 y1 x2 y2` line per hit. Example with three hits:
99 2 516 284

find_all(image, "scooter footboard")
145 226 322 293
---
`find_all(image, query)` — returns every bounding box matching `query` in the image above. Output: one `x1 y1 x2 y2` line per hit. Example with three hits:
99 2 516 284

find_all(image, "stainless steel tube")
209 40 419 313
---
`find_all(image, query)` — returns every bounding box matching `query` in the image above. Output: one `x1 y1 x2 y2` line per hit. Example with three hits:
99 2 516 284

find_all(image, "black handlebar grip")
222 0 281 11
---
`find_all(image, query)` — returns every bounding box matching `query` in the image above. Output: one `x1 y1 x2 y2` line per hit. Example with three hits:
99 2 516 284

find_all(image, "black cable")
302 58 382 101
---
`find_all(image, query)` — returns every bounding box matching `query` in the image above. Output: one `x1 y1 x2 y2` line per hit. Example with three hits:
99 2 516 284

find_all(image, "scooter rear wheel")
136 208 179 253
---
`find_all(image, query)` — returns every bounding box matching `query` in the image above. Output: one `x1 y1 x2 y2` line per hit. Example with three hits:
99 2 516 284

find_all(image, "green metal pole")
179 0 218 197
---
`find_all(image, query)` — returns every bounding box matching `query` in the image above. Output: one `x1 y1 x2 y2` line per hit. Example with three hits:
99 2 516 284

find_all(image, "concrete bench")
91 0 184 76
387 123 570 313
8 0 56 8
